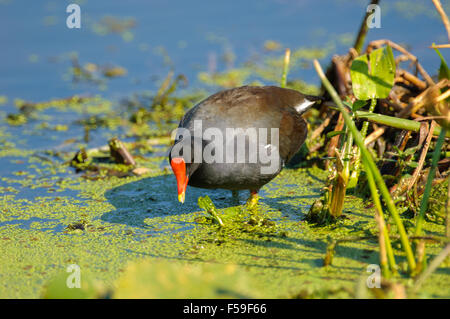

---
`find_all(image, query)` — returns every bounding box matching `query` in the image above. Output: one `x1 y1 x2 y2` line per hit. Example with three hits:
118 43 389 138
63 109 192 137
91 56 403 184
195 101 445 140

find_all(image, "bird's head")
168 136 203 203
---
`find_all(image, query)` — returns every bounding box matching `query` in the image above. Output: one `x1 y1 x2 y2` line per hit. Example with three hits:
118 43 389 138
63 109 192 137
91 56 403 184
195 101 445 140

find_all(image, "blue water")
0 0 449 194
0 0 448 101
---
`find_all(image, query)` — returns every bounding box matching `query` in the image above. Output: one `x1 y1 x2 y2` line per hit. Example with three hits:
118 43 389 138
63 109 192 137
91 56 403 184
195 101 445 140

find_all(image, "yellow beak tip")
178 193 185 204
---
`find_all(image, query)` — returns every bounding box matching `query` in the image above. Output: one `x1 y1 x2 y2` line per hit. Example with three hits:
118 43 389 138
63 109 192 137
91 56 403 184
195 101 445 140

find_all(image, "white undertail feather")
294 98 315 114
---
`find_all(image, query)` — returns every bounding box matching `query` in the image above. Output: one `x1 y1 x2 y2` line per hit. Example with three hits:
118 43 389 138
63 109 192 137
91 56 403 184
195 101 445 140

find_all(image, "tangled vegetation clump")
303 0 450 285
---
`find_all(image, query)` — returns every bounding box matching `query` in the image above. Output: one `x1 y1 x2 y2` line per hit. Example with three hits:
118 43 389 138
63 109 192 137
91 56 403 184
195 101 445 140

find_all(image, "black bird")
168 85 322 205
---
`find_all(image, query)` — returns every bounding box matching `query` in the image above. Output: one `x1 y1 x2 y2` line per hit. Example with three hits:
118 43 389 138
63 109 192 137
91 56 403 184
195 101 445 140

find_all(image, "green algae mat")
1 159 449 298
0 98 449 299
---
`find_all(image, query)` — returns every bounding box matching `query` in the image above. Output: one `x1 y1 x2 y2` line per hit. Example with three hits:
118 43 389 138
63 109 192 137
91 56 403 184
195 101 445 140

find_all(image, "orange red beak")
170 157 188 203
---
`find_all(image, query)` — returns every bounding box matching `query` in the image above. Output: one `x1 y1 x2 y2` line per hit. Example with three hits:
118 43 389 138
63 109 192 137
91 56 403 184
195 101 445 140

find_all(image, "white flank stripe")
294 99 315 113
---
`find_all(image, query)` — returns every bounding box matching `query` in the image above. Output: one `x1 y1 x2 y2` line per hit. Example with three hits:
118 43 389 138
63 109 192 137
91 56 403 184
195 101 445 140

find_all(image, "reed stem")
353 0 380 54
349 98 377 188
355 111 450 137
281 48 290 88
363 157 397 276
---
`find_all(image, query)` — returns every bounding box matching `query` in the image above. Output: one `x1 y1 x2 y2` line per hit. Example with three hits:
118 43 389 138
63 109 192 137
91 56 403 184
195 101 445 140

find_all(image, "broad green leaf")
350 46 396 100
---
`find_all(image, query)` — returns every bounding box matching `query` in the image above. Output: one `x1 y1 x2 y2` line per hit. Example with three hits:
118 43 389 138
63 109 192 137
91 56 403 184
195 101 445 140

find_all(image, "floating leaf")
41 272 104 299
113 259 256 298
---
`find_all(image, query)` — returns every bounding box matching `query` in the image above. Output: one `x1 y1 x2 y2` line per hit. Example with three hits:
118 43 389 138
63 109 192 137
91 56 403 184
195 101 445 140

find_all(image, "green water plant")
308 46 399 222
348 45 396 188
314 59 417 275
198 196 225 227
350 46 396 100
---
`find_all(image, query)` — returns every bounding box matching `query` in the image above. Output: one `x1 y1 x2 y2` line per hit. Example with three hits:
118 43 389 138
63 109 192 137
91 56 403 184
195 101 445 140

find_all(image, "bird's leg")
246 189 259 209
231 190 240 205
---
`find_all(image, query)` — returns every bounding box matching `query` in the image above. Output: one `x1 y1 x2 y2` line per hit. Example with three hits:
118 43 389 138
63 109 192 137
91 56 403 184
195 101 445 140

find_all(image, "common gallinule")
168 85 322 205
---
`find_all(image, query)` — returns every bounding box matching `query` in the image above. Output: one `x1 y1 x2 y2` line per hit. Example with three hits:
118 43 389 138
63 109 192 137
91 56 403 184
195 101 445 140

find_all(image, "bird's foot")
246 190 259 209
